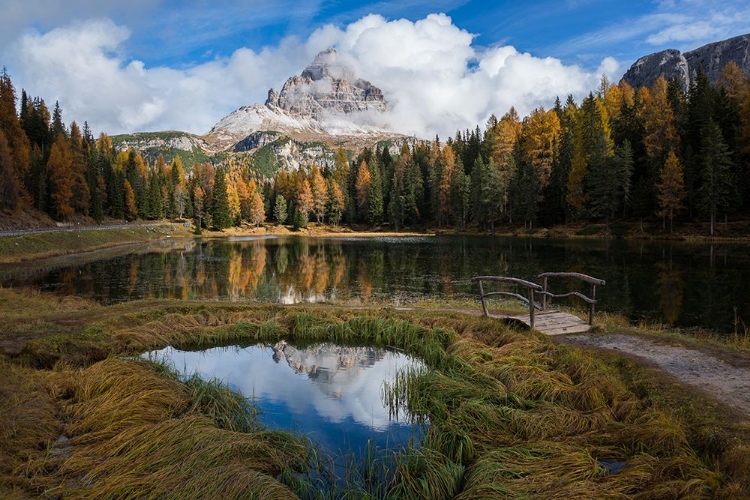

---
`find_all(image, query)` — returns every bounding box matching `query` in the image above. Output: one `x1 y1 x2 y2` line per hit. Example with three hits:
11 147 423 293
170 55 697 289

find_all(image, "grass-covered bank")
0 224 195 264
1 289 749 498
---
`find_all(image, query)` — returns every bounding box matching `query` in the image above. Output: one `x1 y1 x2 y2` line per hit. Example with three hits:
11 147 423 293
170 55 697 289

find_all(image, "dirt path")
565 333 750 418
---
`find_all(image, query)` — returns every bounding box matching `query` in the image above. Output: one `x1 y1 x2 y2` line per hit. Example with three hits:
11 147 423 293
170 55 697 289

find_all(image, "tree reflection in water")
6 235 750 334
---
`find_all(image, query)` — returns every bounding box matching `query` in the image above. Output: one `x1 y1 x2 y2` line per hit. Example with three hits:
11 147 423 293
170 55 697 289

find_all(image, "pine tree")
568 93 612 218
50 101 65 140
378 145 394 213
367 156 383 225
147 171 163 219
510 146 540 228
684 68 717 216
193 184 205 232
697 120 736 235
354 160 371 221
587 153 619 231
273 194 288 224
451 158 469 229
211 167 232 230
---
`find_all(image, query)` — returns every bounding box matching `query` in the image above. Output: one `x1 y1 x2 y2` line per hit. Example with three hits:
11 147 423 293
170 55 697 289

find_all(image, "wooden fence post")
478 280 488 317
529 288 535 330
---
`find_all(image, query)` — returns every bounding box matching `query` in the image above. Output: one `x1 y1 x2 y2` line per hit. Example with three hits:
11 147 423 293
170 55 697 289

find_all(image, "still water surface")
144 342 424 463
4 235 750 333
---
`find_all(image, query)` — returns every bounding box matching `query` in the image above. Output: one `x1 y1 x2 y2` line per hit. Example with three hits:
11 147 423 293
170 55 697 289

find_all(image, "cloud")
0 0 157 50
4 14 618 140
308 13 614 138
558 1 750 63
6 19 313 135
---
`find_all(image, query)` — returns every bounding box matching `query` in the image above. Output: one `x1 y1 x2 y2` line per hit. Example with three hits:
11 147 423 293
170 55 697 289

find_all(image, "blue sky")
2 0 749 138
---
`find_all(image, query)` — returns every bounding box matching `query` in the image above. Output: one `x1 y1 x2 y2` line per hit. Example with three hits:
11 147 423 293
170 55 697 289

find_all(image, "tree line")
264 63 750 235
0 69 266 231
2 62 750 235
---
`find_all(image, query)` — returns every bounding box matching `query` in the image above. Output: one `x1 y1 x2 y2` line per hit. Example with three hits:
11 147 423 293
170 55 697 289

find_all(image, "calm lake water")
144 342 425 467
4 235 750 333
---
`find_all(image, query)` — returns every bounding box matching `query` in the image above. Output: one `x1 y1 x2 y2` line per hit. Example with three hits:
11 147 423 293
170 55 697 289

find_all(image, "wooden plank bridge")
472 272 605 336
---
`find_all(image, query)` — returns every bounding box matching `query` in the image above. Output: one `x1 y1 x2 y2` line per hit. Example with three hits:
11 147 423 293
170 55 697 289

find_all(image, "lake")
3 235 750 333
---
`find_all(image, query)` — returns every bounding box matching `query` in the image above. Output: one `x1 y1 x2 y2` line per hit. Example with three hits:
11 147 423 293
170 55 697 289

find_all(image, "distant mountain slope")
110 131 214 165
620 33 750 90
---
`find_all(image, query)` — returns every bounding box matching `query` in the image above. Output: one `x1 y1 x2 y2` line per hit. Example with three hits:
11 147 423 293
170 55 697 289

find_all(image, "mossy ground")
1 288 748 499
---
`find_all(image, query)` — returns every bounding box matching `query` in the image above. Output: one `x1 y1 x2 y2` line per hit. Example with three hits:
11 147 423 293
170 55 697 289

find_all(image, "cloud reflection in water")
145 342 425 455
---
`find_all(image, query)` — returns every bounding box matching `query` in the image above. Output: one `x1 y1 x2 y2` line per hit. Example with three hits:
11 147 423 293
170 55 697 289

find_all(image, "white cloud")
311 13 614 138
559 1 750 62
4 14 619 140
0 0 156 50
6 19 312 135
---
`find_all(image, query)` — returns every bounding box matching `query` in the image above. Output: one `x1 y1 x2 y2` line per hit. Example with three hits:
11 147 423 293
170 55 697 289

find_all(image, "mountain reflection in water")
144 342 425 457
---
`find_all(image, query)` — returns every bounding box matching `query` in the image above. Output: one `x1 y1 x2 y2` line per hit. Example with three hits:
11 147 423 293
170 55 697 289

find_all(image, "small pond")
144 342 426 469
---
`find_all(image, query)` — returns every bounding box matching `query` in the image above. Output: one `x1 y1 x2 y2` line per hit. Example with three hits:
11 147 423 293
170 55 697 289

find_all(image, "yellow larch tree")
641 76 680 166
520 107 561 188
47 133 74 219
123 179 137 221
656 150 686 232
355 160 371 215
250 191 265 226
297 177 314 223
310 164 328 223
438 144 456 223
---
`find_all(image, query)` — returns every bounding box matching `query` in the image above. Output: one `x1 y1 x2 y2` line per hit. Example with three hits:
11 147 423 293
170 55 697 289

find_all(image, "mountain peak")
620 33 750 90
300 48 352 81
206 49 395 150
264 48 386 119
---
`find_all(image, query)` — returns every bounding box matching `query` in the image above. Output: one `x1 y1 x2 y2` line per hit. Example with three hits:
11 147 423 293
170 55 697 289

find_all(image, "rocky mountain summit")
620 33 750 90
204 48 397 151
266 48 386 119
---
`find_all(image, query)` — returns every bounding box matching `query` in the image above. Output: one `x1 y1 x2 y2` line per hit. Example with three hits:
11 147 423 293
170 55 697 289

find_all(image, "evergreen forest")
2 63 750 235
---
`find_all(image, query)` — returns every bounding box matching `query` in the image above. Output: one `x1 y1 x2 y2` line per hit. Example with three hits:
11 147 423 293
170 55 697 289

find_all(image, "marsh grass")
1 288 748 498
20 358 306 499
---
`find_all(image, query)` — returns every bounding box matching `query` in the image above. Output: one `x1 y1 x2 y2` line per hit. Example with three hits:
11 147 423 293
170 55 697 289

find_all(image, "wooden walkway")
472 272 605 336
495 311 592 336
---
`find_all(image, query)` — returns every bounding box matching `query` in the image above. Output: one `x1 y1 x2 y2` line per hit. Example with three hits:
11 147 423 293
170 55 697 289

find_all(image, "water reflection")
145 342 424 457
3 235 750 333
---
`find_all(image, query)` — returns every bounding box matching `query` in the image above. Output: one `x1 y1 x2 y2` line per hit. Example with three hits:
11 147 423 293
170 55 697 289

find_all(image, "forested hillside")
1 63 749 234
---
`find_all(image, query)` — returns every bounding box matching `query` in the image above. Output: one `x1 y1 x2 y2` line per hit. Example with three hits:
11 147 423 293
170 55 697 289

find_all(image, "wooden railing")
472 272 605 328
537 272 606 325
471 276 543 329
